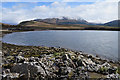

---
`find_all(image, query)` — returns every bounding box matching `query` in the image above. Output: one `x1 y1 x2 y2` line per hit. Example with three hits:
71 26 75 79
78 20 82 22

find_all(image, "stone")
2 44 120 79
62 54 67 61
108 68 117 74
107 73 120 79
16 56 25 63
77 59 83 66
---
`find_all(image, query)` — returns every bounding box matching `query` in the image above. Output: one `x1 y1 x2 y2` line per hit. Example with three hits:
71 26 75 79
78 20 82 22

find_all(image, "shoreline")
2 42 119 64
2 41 118 63
2 30 119 62
2 42 120 79
1 30 120 79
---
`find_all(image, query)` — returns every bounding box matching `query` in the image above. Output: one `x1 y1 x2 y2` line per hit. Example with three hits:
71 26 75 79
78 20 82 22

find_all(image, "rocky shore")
1 43 120 80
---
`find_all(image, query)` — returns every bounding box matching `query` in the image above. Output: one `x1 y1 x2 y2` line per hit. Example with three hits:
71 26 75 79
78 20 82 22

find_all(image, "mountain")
104 20 120 27
18 18 120 31
0 23 11 26
0 23 15 29
1 18 120 31
19 17 89 26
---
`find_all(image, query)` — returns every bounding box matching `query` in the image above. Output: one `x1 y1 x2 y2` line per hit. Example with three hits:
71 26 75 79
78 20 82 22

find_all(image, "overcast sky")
0 0 119 24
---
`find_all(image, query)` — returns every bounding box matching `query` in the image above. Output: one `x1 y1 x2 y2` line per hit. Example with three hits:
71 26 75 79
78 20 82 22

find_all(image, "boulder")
107 73 120 78
77 59 84 66
16 56 25 63
108 68 117 74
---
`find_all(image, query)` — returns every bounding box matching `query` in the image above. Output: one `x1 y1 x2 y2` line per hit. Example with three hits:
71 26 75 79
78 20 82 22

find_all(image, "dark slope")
104 20 120 27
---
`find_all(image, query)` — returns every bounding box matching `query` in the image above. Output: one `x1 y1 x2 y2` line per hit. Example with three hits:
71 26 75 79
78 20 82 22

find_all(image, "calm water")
2 30 118 61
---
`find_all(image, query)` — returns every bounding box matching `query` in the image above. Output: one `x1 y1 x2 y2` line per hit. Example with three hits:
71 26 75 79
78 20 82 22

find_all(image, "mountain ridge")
20 17 89 26
1 17 120 31
19 17 119 27
104 20 120 27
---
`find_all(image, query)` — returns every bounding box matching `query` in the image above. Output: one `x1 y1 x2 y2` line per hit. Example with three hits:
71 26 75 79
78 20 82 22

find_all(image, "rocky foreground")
1 43 120 80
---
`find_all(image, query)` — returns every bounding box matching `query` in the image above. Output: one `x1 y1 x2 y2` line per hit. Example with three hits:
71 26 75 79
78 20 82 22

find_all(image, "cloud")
1 0 119 2
1 0 18 2
1 0 56 2
1 1 118 24
62 0 119 2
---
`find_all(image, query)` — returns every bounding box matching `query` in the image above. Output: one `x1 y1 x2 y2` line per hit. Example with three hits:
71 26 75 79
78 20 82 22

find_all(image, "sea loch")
2 30 118 61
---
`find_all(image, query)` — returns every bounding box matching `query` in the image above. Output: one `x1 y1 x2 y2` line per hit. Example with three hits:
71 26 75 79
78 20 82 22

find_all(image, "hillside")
1 18 120 31
19 17 119 27
18 18 120 31
104 20 120 27
19 18 93 30
33 17 88 25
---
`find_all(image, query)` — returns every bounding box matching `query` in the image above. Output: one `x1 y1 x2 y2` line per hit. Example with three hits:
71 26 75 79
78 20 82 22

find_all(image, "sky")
0 0 119 24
